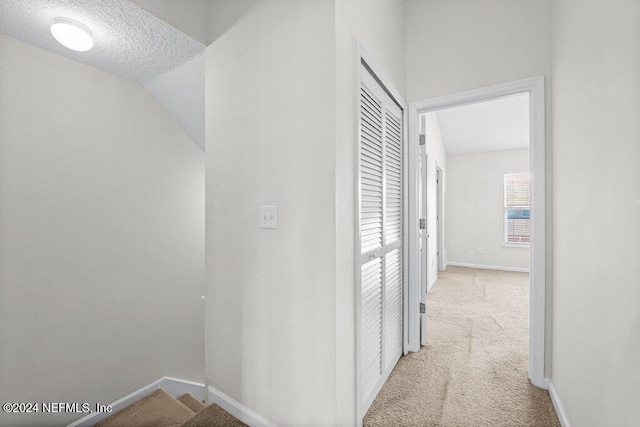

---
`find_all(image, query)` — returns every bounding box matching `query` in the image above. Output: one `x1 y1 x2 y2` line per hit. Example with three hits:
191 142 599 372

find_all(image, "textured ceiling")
143 52 205 148
0 0 205 149
129 0 210 46
434 93 530 156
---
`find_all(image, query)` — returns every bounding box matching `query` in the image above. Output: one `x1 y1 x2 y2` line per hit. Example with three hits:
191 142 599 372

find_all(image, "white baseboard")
427 276 438 292
548 381 570 427
207 385 276 427
446 262 530 273
67 377 206 427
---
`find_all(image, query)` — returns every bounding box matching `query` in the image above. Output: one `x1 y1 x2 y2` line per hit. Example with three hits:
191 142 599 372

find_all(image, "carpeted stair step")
92 388 246 427
180 402 247 427
176 393 206 414
94 389 195 427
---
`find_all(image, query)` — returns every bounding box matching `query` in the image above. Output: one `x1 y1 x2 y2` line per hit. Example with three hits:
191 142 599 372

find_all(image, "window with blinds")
504 173 531 245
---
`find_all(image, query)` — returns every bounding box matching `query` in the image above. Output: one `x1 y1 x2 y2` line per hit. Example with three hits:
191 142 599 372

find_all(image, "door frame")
436 163 444 273
419 146 428 345
407 76 547 389
354 43 409 422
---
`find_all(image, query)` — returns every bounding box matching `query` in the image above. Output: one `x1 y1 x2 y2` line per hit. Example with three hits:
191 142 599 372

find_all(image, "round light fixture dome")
51 17 94 52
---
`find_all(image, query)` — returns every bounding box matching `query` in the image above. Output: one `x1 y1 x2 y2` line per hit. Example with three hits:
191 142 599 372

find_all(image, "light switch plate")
260 205 278 229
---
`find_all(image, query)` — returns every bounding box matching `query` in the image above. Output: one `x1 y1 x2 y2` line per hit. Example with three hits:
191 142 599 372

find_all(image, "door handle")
369 253 379 261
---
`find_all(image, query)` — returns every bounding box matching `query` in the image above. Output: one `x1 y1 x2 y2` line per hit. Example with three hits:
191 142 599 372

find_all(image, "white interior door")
359 64 404 415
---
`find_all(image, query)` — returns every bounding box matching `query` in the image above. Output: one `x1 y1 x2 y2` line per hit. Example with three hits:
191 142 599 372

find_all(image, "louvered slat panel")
360 85 383 253
359 66 404 415
385 109 402 244
361 258 383 400
385 248 403 368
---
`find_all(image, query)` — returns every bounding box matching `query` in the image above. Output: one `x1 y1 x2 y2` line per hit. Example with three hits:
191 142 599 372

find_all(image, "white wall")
205 2 337 425
204 0 406 424
206 0 257 46
405 0 553 376
0 35 205 427
405 0 551 102
334 0 406 423
446 149 530 271
551 0 640 425
421 113 447 288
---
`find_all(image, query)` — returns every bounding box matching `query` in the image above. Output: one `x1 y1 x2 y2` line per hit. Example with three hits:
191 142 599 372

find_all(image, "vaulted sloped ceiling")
0 0 205 150
129 0 210 46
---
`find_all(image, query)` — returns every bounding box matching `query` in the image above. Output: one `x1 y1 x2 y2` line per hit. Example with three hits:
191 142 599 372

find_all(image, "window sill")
503 243 530 249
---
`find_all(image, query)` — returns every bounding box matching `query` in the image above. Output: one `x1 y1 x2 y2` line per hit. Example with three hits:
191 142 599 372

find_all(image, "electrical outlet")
260 205 278 229
463 247 469 254
477 248 483 254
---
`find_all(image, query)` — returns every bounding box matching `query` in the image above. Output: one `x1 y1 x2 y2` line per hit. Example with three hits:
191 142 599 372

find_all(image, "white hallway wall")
422 113 447 288
405 0 553 377
205 1 337 425
551 0 640 425
0 35 205 427
446 148 530 271
205 0 406 424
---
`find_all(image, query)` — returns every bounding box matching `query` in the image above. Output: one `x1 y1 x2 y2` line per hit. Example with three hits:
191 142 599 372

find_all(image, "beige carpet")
364 266 560 427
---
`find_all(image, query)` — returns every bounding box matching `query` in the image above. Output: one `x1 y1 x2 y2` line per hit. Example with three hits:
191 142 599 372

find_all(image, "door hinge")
419 135 426 146
420 303 426 314
419 219 426 229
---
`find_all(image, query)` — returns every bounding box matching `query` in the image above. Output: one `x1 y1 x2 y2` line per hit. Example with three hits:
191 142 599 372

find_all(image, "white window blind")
504 173 531 244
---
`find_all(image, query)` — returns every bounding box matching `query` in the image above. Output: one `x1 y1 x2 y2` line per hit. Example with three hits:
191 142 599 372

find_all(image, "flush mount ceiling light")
50 17 94 52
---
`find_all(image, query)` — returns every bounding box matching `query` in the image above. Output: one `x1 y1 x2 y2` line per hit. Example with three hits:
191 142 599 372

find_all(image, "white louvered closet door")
359 64 404 415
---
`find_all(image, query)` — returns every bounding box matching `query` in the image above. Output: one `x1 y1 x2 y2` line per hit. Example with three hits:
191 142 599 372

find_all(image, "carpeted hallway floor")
364 266 560 426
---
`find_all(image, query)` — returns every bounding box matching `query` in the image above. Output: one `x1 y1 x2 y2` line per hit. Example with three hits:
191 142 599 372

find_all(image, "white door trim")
407 76 547 389
436 163 444 273
419 147 428 346
354 41 409 424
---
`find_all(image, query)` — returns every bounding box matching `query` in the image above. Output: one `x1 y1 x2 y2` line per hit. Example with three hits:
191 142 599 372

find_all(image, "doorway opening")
410 77 547 388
